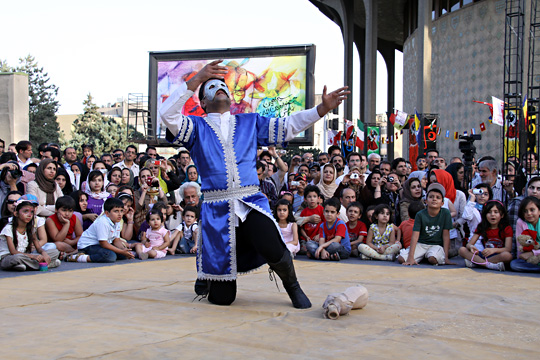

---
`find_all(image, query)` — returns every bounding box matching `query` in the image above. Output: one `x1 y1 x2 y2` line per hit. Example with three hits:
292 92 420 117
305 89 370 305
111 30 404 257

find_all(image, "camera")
146 177 159 187
9 168 22 179
472 189 484 195
350 173 359 180
388 176 395 183
291 181 300 186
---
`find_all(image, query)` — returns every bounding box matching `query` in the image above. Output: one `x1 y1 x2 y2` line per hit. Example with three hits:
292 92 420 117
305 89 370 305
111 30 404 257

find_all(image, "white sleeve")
283 107 321 141
159 83 195 137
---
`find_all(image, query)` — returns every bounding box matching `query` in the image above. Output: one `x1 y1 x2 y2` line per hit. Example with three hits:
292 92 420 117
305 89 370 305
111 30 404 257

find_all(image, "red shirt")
300 205 324 240
399 219 415 249
49 213 77 240
346 220 367 244
475 225 512 248
319 220 348 243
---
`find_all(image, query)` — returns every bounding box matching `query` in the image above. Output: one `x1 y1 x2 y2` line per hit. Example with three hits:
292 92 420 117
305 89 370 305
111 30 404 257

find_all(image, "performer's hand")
317 86 350 117
187 60 229 91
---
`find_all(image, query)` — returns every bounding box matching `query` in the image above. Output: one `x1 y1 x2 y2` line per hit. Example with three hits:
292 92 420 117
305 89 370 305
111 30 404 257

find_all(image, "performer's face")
201 79 231 113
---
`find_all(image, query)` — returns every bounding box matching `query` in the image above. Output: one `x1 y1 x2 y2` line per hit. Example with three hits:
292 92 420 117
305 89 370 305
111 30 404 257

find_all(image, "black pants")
208 210 285 305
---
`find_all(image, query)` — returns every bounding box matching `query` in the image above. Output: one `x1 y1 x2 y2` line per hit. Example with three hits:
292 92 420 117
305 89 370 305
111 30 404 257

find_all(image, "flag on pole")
454 132 459 140
464 131 468 136
414 110 421 132
345 120 354 141
480 122 486 131
356 121 365 149
328 130 342 145
491 96 505 126
471 128 476 135
523 95 529 126
394 110 408 130
389 112 396 126
437 127 441 136
446 130 450 138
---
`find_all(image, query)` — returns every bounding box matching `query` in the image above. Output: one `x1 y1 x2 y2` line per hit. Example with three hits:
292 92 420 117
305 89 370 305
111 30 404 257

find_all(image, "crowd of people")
1 137 540 274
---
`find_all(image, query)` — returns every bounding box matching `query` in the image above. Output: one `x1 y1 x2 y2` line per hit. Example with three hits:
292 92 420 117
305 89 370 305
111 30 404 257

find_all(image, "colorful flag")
471 128 476 135
464 131 468 136
414 110 421 132
523 95 529 126
437 127 441 136
446 130 450 138
345 119 354 141
395 131 399 139
480 122 486 131
454 132 459 140
389 112 396 126
394 110 408 130
356 121 365 149
491 96 505 126
333 131 342 145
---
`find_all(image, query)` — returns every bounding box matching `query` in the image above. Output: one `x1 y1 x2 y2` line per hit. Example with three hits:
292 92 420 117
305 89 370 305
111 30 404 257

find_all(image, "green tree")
15 55 61 152
63 93 143 156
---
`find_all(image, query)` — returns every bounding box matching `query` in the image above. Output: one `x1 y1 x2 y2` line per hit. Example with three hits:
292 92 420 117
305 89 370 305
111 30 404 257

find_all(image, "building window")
432 0 482 20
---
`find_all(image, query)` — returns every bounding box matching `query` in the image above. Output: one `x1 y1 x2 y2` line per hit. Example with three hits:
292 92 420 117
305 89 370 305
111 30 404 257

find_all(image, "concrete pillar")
363 0 377 126
417 0 432 113
379 41 396 160
342 0 354 122
0 73 29 144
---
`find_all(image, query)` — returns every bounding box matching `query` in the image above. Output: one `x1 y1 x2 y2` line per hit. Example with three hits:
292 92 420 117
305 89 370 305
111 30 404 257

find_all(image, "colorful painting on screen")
156 56 307 137
367 126 380 156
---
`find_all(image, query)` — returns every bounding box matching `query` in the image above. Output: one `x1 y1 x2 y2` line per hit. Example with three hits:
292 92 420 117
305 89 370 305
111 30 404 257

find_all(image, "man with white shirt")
16 141 34 169
160 60 349 309
113 145 139 177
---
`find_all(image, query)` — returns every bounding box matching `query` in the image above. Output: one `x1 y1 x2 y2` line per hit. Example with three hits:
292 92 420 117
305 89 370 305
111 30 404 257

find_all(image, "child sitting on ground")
0 194 61 271
134 209 170 260
346 202 367 257
399 201 425 250
68 198 135 263
358 204 401 261
45 196 83 257
274 199 300 256
169 206 199 254
299 185 324 248
306 197 351 260
399 183 455 266
459 200 512 271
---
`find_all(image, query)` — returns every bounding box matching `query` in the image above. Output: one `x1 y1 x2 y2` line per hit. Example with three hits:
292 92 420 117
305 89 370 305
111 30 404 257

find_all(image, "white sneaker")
496 262 505 272
13 264 26 272
464 259 477 268
49 259 61 268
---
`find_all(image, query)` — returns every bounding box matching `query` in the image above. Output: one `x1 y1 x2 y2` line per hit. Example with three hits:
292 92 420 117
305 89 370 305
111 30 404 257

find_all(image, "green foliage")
0 59 12 72
14 55 61 153
62 94 144 156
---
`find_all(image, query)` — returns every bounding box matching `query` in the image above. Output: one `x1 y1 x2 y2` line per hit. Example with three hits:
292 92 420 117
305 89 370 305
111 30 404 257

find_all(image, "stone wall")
0 73 29 144
403 0 507 162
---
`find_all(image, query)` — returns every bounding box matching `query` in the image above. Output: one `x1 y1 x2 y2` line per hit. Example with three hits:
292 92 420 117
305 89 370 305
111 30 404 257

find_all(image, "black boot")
268 250 312 309
194 278 209 296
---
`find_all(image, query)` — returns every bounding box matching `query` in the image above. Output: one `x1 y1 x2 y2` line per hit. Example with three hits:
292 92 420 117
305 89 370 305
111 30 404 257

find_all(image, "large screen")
149 45 316 145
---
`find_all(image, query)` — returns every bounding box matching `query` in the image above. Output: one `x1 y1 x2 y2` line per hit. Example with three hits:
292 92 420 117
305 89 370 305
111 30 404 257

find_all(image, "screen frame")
148 44 316 146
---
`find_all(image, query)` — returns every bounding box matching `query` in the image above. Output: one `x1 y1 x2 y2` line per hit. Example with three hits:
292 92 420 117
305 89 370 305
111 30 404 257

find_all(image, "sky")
1 0 402 118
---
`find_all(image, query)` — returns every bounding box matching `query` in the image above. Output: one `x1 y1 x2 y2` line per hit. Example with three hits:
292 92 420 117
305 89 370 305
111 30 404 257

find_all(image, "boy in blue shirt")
306 197 351 260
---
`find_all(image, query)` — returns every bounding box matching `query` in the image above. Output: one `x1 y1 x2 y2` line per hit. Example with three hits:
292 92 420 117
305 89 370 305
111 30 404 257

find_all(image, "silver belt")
203 185 260 203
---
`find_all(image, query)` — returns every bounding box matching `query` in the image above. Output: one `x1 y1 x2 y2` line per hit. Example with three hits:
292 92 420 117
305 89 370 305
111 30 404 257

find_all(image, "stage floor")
1 256 538 359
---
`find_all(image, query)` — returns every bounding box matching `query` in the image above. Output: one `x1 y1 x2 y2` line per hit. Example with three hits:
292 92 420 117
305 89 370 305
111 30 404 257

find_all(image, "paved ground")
1 255 539 359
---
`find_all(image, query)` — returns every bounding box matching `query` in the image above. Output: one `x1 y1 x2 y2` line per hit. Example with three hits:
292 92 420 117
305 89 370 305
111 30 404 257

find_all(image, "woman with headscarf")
120 168 135 187
358 169 382 209
26 158 63 217
399 177 425 222
445 163 466 193
144 159 170 194
55 167 75 196
317 163 338 201
70 162 87 191
183 164 201 185
134 167 167 228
